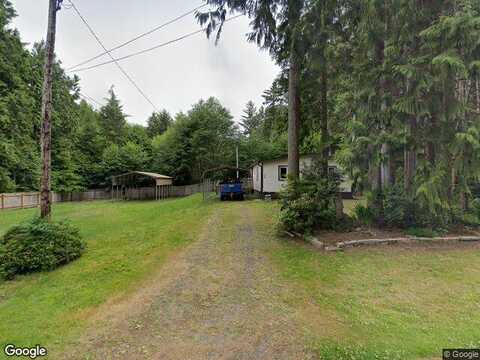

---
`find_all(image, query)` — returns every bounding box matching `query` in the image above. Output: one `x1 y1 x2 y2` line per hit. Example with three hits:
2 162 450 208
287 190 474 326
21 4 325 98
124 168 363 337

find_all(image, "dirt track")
66 202 315 360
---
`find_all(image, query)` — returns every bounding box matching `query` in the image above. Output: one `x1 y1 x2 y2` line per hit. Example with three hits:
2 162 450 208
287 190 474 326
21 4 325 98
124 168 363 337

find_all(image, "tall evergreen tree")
99 87 127 144
240 101 262 135
197 0 308 179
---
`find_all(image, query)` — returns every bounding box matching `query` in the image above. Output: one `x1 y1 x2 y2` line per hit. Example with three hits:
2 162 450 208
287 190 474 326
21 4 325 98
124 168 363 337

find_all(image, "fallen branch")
305 236 325 250
336 236 480 250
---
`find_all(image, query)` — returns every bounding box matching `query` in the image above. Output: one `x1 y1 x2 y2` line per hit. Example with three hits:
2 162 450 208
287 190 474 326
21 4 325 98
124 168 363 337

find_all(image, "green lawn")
252 202 480 359
2 198 480 359
0 195 212 356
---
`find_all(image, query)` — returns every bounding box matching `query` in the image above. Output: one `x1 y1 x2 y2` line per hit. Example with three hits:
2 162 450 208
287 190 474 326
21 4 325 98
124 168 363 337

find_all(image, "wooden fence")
0 189 110 210
113 183 216 201
0 183 217 210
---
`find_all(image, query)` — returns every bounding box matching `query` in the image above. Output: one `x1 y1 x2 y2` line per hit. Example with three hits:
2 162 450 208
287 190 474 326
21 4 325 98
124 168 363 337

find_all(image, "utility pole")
236 146 239 180
40 0 62 218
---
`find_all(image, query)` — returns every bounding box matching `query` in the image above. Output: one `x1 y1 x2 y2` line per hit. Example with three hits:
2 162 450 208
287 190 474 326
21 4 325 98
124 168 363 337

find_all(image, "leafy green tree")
75 100 106 187
147 110 172 138
102 141 148 179
0 0 39 192
151 97 238 184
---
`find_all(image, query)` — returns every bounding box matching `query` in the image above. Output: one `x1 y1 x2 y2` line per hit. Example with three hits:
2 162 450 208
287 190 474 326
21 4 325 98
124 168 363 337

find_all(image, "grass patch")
0 195 212 356
252 201 480 360
406 227 441 238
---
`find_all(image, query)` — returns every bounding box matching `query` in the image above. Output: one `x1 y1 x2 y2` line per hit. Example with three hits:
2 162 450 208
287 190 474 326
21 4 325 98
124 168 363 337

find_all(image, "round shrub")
0 217 85 280
279 169 340 235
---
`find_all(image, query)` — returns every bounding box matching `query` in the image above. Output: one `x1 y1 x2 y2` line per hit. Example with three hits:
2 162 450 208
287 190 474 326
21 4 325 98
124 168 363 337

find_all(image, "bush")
471 198 480 219
0 217 85 280
352 203 375 225
406 227 442 238
383 186 414 227
355 184 456 229
279 165 340 235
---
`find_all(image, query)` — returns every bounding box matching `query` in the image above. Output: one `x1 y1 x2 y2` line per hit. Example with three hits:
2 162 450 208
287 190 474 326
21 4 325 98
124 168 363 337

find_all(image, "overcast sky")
10 0 279 125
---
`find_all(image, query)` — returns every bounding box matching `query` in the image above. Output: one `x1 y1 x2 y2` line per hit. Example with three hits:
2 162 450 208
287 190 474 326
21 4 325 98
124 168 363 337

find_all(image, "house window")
278 165 288 181
328 166 337 176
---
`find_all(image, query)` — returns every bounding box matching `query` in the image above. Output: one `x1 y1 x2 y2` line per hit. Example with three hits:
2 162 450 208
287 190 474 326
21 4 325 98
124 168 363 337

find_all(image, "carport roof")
111 171 173 186
126 171 173 179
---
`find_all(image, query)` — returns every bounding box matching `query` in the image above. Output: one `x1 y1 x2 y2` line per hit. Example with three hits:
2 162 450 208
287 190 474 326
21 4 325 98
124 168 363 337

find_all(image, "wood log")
304 236 324 248
336 236 480 249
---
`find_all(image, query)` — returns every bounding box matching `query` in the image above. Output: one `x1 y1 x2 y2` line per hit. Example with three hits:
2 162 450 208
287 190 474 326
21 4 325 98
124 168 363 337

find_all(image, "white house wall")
252 156 353 193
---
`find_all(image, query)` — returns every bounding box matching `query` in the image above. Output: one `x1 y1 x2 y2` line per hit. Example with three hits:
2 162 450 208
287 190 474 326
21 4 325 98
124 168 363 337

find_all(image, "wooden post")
1 194 4 210
20 193 24 209
40 0 60 219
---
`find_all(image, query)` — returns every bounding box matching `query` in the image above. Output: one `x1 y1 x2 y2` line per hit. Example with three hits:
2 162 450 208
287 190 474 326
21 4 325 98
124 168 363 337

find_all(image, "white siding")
252 155 353 193
252 164 262 192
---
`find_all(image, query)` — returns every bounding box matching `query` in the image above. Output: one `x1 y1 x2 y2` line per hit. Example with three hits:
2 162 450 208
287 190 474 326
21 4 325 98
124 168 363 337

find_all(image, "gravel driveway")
66 202 315 360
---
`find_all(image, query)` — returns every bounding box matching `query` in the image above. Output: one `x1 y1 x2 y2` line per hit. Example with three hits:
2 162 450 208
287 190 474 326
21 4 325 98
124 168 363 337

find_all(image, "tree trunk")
374 0 388 226
319 1 329 177
369 1 387 225
426 141 436 165
404 117 417 194
378 13 392 190
460 190 467 212
40 0 58 219
368 144 379 191
335 192 344 220
380 143 391 188
288 52 301 180
476 76 480 113
320 58 329 176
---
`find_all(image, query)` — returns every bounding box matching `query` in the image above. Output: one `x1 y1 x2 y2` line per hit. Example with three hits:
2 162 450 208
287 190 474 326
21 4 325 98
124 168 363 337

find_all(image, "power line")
67 14 244 74
67 0 159 111
78 92 104 107
66 3 208 71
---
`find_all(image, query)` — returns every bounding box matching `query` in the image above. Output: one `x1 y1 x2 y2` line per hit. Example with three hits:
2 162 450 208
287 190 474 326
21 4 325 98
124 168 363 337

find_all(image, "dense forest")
2 0 480 227
0 0 290 193
197 0 480 228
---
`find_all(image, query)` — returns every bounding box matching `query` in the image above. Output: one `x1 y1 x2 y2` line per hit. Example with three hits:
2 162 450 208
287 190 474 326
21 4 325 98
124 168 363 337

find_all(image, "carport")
111 171 173 200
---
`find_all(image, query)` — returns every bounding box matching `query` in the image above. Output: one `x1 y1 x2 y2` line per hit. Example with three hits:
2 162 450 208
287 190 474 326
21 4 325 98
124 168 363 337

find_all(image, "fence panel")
0 190 109 210
0 181 245 210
